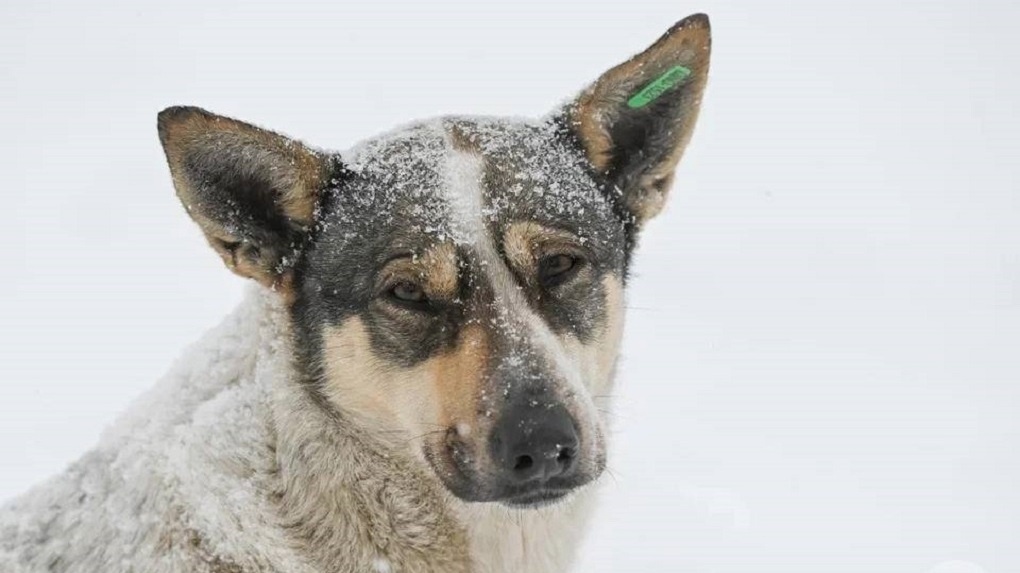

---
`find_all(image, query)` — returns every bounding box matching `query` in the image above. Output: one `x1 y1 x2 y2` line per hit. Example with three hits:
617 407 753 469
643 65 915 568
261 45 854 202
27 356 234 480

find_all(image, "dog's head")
157 15 710 508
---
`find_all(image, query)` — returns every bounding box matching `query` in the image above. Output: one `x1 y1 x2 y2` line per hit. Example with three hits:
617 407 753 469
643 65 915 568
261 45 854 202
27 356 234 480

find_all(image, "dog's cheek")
319 317 444 443
561 274 626 397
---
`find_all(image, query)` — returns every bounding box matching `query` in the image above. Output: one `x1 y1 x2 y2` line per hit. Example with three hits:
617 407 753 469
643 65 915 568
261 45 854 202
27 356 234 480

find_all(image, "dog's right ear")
157 106 331 288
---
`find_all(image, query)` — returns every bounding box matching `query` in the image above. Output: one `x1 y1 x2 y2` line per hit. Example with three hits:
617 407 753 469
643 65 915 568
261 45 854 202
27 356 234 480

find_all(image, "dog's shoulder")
0 291 309 572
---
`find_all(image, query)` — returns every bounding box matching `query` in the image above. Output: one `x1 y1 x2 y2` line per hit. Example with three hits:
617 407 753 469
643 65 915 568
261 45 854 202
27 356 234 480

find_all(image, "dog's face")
292 118 629 507
157 15 710 507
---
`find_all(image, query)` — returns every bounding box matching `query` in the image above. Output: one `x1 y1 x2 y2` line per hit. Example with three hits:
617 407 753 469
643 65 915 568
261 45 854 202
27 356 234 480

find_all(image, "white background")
1 1 1017 572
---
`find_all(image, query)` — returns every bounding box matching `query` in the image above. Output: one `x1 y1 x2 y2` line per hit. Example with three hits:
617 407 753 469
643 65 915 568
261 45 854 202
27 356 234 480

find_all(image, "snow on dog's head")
157 14 710 507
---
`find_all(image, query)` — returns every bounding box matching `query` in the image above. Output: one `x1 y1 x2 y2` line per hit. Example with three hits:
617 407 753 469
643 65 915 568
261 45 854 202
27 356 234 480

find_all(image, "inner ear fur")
565 13 711 225
157 106 330 288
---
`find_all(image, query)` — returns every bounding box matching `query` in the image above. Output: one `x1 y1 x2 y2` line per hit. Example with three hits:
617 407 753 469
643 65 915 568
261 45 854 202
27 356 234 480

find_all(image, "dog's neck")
201 287 597 573
268 331 473 571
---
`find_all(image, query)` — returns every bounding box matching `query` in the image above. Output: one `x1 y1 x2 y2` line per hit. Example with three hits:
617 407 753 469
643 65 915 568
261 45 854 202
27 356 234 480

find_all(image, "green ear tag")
627 65 692 109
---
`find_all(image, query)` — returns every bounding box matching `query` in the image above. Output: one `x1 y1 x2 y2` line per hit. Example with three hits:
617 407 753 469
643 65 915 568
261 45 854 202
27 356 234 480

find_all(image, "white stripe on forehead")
441 143 488 245
440 141 587 395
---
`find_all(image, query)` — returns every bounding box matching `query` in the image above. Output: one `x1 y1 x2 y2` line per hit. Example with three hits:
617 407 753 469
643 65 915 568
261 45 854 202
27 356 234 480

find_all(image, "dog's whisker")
400 429 447 446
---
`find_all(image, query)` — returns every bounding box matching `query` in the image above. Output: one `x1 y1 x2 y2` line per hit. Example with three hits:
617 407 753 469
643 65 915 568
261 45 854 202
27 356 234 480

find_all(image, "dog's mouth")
499 487 572 509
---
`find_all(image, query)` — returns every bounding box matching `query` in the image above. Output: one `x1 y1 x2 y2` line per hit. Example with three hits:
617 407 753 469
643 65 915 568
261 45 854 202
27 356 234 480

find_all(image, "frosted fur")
0 15 712 570
0 287 599 573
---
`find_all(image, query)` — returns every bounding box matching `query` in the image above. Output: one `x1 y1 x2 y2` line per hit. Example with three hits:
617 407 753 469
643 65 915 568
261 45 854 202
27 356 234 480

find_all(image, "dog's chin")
442 483 576 509
435 471 594 510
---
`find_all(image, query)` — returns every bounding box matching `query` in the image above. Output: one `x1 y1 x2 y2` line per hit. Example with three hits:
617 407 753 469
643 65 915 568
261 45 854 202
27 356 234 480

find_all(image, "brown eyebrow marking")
377 242 459 298
502 221 586 273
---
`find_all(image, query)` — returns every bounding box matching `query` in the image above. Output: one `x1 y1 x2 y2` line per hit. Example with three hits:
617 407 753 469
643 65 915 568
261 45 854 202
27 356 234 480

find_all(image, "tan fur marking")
380 242 459 300
504 222 583 262
429 325 491 429
320 318 403 433
502 222 541 270
503 221 587 287
319 315 492 455
593 275 626 392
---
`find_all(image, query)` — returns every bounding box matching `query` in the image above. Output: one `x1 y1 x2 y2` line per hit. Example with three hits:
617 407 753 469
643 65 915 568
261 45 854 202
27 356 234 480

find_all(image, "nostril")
513 454 534 472
556 447 574 464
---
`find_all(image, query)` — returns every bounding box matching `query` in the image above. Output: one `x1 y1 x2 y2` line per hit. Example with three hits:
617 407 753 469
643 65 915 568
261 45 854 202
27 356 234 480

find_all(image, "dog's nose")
490 402 579 483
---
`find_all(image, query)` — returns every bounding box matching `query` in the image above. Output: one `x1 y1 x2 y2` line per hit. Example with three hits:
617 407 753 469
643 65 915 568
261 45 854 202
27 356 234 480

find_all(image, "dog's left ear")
157 106 331 288
562 13 711 226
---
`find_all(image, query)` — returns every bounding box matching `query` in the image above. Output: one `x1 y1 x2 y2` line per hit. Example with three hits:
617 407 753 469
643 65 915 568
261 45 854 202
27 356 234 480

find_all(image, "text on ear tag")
627 65 692 109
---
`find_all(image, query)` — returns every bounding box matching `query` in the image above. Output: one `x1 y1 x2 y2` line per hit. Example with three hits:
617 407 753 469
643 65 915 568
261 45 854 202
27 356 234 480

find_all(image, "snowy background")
1 1 1018 571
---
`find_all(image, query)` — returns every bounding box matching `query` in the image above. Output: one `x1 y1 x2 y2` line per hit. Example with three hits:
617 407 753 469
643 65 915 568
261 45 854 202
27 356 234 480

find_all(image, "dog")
0 14 710 573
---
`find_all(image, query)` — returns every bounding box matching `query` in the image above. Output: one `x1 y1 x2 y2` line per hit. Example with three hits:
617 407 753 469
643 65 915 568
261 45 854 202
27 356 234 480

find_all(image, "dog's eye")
389 281 427 304
538 254 580 288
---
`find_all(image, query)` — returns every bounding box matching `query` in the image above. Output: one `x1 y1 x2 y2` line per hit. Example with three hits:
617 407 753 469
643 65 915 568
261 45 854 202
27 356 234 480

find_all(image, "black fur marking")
604 90 687 200
182 153 304 250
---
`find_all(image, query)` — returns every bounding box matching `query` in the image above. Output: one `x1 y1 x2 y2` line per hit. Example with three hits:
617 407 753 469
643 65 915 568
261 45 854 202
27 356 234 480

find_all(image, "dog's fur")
0 15 710 573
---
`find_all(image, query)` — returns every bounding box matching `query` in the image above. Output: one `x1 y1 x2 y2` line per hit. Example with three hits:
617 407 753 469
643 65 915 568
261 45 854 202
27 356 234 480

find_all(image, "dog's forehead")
317 116 624 256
